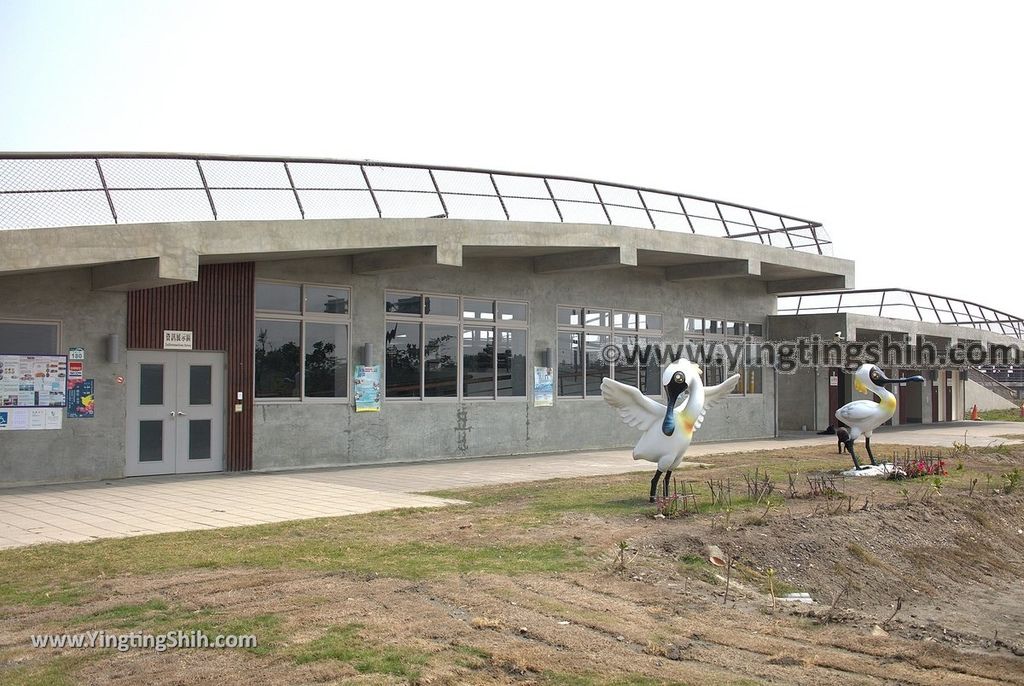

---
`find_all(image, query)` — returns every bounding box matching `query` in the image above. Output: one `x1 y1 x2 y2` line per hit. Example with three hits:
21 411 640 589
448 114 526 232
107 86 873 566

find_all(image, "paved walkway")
1 421 1019 549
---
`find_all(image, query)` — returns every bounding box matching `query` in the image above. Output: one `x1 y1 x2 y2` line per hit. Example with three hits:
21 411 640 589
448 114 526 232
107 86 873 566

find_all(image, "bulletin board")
0 354 68 408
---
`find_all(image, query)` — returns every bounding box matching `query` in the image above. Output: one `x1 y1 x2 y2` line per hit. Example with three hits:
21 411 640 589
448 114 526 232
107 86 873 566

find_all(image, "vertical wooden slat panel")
127 263 255 471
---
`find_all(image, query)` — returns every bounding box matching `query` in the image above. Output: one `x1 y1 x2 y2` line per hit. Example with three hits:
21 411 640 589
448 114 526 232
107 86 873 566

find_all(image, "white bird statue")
835 363 924 469
602 359 740 502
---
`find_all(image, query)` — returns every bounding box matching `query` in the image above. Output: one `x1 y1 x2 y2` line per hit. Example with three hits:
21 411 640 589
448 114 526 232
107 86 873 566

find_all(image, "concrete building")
0 153 855 486
5 153 1019 487
772 289 1024 431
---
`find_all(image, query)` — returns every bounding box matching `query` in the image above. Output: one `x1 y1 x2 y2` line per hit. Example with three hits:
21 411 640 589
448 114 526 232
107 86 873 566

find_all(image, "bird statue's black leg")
663 470 672 498
649 470 662 503
865 437 877 466
845 439 861 470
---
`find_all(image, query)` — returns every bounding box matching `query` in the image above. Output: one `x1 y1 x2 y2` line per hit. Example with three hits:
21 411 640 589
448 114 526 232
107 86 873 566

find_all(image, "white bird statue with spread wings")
602 359 740 502
836 363 924 469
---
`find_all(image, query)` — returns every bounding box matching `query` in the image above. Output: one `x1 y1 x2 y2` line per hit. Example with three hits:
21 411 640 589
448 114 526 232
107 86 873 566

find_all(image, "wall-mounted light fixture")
362 343 374 366
540 347 551 368
106 334 120 364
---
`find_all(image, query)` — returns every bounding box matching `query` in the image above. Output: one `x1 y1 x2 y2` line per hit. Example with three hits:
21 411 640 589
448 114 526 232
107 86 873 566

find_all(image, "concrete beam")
533 247 637 274
91 254 199 291
352 245 463 274
665 259 760 282
766 275 851 294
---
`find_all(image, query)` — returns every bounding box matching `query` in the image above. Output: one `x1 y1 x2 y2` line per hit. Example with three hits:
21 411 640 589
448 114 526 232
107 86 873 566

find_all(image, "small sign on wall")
353 365 381 412
163 330 194 350
534 367 554 407
67 379 95 419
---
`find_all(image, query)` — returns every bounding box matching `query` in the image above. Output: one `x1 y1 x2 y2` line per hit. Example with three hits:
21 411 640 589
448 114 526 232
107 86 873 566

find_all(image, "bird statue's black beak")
879 373 925 385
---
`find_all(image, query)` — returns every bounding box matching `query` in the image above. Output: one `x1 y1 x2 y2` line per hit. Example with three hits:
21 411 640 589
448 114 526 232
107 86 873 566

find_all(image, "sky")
1 0 1021 316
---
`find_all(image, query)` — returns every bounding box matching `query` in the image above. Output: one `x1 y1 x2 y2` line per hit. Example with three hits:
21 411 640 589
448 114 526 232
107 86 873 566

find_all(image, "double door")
126 351 225 476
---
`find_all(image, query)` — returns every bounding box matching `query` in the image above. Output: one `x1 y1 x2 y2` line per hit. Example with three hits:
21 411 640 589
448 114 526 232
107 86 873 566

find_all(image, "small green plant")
922 476 943 502
1002 468 1021 494
614 541 639 572
766 567 777 610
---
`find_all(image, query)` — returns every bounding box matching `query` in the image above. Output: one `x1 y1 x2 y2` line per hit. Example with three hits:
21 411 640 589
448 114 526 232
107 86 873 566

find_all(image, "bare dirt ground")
1 441 1023 685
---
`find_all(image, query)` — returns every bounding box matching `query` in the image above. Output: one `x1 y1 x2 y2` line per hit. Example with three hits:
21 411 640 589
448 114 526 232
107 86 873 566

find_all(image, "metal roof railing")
777 288 1024 339
0 152 831 255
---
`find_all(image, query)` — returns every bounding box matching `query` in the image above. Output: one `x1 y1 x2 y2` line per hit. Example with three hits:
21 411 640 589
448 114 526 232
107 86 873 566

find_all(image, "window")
385 292 527 399
558 307 662 398
684 317 764 395
255 281 350 400
0 320 60 354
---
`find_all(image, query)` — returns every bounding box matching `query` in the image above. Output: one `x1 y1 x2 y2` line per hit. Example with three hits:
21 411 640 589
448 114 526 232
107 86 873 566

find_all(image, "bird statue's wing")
692 373 741 431
601 377 665 431
836 401 878 425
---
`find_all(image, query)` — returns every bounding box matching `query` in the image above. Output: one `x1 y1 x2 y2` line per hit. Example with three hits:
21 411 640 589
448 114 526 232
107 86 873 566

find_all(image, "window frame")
385 291 529 401
254 279 352 403
684 316 765 396
0 319 61 358
557 305 663 399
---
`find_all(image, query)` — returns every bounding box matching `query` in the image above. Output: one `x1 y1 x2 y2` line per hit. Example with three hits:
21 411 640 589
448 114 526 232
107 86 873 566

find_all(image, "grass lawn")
1 443 1022 686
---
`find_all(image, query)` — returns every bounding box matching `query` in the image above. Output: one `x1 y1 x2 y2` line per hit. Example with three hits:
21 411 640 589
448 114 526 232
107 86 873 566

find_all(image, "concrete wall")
966 380 1020 412
0 269 127 486
251 256 779 470
768 313 848 431
1 255 781 484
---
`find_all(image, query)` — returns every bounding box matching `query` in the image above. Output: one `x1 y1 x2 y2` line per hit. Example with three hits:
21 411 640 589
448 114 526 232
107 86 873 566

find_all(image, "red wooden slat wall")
127 263 254 471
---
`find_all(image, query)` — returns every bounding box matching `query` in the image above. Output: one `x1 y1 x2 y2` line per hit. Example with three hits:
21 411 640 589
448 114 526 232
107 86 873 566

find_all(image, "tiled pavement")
1 421 1020 549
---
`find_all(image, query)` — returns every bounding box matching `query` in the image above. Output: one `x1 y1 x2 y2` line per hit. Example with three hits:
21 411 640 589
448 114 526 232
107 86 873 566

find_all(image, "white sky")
1 0 1020 316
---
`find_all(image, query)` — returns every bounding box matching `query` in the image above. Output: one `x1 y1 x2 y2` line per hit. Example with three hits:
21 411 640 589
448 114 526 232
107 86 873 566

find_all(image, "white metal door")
126 351 225 476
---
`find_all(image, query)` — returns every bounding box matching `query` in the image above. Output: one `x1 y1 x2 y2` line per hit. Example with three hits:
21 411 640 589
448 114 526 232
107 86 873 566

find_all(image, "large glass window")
558 307 662 398
255 281 350 401
255 319 300 398
557 332 583 397
463 327 495 398
497 329 527 397
0 320 60 355
424 325 458 397
386 292 527 399
385 322 421 398
685 316 765 395
304 322 349 398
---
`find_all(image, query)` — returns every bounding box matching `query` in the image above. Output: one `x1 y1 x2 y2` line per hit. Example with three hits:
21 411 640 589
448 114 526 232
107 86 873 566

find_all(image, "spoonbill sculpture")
835 363 924 469
602 359 740 502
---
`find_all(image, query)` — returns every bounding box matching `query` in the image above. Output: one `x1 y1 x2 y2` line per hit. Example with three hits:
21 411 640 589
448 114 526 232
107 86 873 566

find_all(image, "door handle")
177 411 187 416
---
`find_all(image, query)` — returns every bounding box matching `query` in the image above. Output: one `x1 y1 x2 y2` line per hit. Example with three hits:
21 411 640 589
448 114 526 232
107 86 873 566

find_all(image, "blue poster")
67 379 95 418
534 366 553 407
353 365 381 412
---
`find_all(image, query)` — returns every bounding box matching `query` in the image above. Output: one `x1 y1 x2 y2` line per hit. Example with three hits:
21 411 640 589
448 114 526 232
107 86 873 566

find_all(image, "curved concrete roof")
0 217 854 293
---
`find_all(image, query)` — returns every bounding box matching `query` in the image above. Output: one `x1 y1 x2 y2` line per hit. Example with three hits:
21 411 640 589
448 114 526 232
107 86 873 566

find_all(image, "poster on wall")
533 366 553 407
353 365 381 412
0 407 61 431
67 379 95 419
0 355 68 408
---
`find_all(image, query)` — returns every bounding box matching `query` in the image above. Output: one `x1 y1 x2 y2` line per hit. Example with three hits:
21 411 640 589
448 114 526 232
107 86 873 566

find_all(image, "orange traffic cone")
970 404 980 421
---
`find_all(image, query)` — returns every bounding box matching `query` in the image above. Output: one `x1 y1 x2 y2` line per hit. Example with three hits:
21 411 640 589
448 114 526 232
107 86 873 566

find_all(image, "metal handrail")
777 288 1024 339
965 367 1022 401
0 152 831 255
